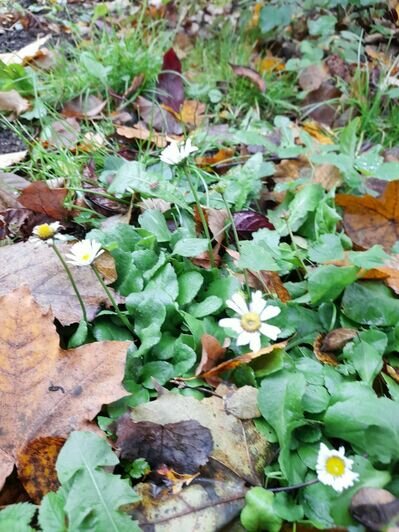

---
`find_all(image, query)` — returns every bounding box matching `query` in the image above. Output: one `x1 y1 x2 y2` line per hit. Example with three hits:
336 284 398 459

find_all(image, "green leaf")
307 265 358 304
127 296 166 357
308 234 344 263
237 241 279 271
173 238 209 257
342 281 399 326
56 432 140 532
285 184 324 235
373 161 399 181
177 271 204 306
39 492 66 532
138 209 171 242
274 492 304 522
67 320 89 348
348 245 389 269
258 371 306 482
383 374 399 401
301 483 335 529
140 361 175 388
308 15 337 36
172 341 197 375
240 488 282 532
259 5 293 33
343 329 387 385
302 384 330 413
0 503 36 532
107 161 150 195
93 319 134 341
188 295 223 318
324 382 399 463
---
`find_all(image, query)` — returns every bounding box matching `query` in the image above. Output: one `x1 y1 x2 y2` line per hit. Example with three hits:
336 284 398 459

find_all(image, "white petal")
227 292 248 315
236 331 252 347
259 323 281 341
249 332 261 352
250 291 266 314
218 318 242 333
260 305 281 321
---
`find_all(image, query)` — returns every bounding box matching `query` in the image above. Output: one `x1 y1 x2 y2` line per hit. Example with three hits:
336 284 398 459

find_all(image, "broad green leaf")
67 320 89 348
107 161 150 195
140 361 175 388
308 234 344 263
286 184 324 234
274 492 304 522
240 488 282 532
342 281 399 326
237 241 279 271
343 329 387 385
177 271 204 306
188 295 223 318
39 492 66 532
172 341 197 374
56 432 139 532
127 296 166 357
173 238 209 257
93 319 134 341
302 384 330 413
258 371 307 482
0 503 36 532
138 209 171 242
348 245 389 269
308 15 337 36
307 265 358 304
324 382 399 463
383 374 399 402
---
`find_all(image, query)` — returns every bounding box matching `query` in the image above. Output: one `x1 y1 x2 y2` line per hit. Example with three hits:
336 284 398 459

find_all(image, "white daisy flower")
31 222 63 241
160 138 198 165
219 290 281 352
65 239 104 266
316 443 359 493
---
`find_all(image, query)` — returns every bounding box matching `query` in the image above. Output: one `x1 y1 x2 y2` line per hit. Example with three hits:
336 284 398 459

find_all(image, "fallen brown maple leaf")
336 180 399 251
0 286 130 497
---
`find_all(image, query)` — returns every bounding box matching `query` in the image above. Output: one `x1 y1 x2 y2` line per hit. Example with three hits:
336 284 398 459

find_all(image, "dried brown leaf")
230 64 266 92
62 95 106 119
0 90 30 115
299 64 329 92
0 285 129 491
19 181 70 220
321 328 357 352
0 35 51 65
313 335 339 366
0 151 28 169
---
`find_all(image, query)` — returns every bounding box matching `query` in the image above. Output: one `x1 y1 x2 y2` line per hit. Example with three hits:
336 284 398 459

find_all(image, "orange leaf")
0 286 130 493
196 335 227 386
178 100 206 128
19 181 70 220
193 341 287 381
258 55 285 73
196 148 235 170
17 436 65 503
336 181 399 251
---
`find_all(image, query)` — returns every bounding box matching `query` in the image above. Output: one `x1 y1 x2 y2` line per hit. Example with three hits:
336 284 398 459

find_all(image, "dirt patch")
0 126 26 155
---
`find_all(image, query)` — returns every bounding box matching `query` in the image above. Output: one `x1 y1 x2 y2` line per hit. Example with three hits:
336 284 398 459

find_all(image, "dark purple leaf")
233 210 274 240
157 48 184 113
115 415 213 474
135 96 183 135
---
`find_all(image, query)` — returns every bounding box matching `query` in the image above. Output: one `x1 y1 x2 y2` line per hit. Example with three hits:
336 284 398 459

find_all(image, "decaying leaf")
179 100 206 128
321 328 357 352
313 335 339 366
42 117 80 150
312 163 342 190
196 148 235 170
193 342 287 382
116 417 213 474
298 64 329 92
62 95 106 119
233 210 274 239
0 241 123 325
116 124 182 148
0 35 51 65
19 181 70 220
0 150 28 169
302 81 341 126
230 64 266 93
127 388 270 485
302 121 334 145
17 437 65 503
132 459 247 531
351 487 399 531
336 181 399 251
135 96 183 135
0 90 30 115
155 465 199 495
0 286 130 493
224 386 260 420
196 334 227 385
157 48 184 113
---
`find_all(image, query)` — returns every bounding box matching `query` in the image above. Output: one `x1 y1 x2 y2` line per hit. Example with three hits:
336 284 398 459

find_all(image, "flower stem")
91 265 135 334
185 169 216 268
51 242 88 323
268 478 319 493
221 193 251 298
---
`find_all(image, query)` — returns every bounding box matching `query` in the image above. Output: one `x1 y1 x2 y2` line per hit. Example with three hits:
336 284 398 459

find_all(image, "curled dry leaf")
115 416 213 474
0 90 30 115
351 487 399 531
0 285 130 493
179 99 206 128
336 180 399 251
0 241 124 325
155 465 199 495
230 64 266 93
0 35 51 65
192 342 287 382
62 95 106 119
196 148 235 169
116 124 182 148
321 328 357 352
302 121 334 145
19 181 70 220
196 334 227 386
313 335 339 366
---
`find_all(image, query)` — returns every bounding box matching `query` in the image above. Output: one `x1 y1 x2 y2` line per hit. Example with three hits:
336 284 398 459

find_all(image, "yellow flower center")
81 253 91 262
325 456 346 477
35 224 55 240
240 312 261 332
